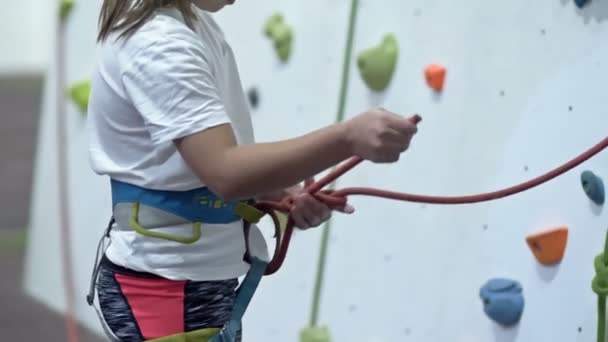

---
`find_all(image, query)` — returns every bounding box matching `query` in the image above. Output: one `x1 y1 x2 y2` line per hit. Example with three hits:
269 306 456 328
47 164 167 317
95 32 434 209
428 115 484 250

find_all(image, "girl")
86 0 418 341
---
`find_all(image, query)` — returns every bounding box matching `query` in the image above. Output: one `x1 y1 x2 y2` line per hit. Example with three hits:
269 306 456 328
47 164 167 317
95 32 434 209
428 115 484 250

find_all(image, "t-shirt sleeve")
121 32 231 145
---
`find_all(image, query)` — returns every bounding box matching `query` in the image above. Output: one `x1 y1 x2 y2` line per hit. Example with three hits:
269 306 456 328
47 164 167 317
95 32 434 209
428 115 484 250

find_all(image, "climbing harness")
87 178 270 342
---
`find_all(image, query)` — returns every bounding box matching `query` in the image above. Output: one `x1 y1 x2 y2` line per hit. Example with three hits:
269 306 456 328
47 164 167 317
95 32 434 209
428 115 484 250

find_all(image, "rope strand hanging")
256 115 608 275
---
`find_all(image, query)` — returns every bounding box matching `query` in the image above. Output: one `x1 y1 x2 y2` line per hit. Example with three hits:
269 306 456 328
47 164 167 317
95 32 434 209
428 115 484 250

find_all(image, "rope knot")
592 253 608 297
311 190 349 211
278 190 349 213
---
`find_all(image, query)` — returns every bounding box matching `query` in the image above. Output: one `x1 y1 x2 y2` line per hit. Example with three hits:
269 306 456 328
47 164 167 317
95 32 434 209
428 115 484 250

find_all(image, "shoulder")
100 8 214 71
132 12 205 55
193 9 226 38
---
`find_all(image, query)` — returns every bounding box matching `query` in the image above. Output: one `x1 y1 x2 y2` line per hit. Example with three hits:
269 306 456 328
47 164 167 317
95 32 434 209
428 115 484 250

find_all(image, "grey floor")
0 74 104 342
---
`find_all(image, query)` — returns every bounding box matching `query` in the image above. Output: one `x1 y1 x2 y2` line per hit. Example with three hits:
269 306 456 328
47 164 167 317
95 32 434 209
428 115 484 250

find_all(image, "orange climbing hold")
425 64 446 92
526 226 568 265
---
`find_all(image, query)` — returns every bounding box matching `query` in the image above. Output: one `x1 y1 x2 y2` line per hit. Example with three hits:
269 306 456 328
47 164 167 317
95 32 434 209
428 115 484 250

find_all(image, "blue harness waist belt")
111 179 244 224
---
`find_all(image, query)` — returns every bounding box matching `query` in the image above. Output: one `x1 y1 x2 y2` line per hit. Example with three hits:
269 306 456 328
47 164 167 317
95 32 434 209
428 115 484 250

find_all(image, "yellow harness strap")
145 328 221 342
233 202 265 224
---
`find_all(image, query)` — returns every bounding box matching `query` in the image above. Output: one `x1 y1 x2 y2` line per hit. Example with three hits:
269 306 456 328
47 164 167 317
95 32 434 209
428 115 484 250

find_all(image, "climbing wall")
24 0 608 342
315 1 608 342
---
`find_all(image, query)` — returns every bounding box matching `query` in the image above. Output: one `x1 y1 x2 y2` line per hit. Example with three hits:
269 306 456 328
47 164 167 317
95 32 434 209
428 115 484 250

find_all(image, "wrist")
256 186 297 201
335 120 354 156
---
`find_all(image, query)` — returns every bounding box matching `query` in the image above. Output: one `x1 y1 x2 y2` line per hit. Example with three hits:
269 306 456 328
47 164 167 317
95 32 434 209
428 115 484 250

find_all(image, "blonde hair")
97 0 197 42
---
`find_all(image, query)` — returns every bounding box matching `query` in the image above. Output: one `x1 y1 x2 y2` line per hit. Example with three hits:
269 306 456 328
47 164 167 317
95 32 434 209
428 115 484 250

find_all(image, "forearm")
219 123 352 200
255 184 300 201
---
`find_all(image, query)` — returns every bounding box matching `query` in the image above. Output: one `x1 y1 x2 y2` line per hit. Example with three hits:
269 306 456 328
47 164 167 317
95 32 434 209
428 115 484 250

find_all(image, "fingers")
289 190 357 229
291 210 313 229
370 137 408 162
291 193 332 230
373 111 417 157
387 117 418 136
379 128 414 151
371 153 401 163
334 203 355 214
379 109 418 135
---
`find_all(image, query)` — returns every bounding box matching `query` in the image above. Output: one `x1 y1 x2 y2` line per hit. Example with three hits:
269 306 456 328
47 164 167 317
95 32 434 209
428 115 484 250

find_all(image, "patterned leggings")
96 255 242 341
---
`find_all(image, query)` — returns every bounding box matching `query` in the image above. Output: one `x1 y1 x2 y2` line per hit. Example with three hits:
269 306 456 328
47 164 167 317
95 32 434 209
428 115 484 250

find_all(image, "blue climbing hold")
574 0 591 8
479 278 524 327
581 170 605 205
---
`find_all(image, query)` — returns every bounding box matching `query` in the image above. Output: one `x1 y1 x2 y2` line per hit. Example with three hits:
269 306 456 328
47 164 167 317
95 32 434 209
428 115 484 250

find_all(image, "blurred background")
0 1 103 341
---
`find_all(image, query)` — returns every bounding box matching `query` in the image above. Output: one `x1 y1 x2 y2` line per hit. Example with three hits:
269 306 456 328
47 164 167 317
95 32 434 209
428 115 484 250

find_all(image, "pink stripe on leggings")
115 273 186 339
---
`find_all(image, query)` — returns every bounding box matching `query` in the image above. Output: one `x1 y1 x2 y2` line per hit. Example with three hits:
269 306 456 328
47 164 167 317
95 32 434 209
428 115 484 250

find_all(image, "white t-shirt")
87 6 268 281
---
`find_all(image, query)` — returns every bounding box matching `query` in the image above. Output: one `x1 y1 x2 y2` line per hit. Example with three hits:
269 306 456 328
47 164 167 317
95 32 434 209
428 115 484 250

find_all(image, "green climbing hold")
68 80 91 114
592 226 608 342
264 13 293 63
59 0 75 22
592 253 608 296
357 34 399 92
300 326 331 342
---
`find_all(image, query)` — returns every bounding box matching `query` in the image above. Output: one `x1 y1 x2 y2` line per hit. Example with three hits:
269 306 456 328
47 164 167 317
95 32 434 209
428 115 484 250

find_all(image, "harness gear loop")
87 198 268 342
129 202 202 244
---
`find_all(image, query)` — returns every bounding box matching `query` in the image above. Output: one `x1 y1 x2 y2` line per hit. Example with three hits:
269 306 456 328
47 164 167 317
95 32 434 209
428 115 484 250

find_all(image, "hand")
288 181 355 230
344 107 419 163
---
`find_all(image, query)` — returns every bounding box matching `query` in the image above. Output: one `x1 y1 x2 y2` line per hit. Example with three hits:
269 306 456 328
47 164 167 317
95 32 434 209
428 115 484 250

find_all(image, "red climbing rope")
57 20 80 342
257 115 608 275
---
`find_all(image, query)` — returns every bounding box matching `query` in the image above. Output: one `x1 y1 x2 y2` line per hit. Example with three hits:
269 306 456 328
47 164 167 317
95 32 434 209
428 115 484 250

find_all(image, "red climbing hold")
526 226 568 265
425 64 446 92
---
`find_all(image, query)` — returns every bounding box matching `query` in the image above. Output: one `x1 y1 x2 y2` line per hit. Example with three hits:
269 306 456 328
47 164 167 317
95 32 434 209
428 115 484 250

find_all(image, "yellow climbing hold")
357 34 399 92
59 0 75 22
300 326 332 342
264 13 293 63
68 80 91 114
